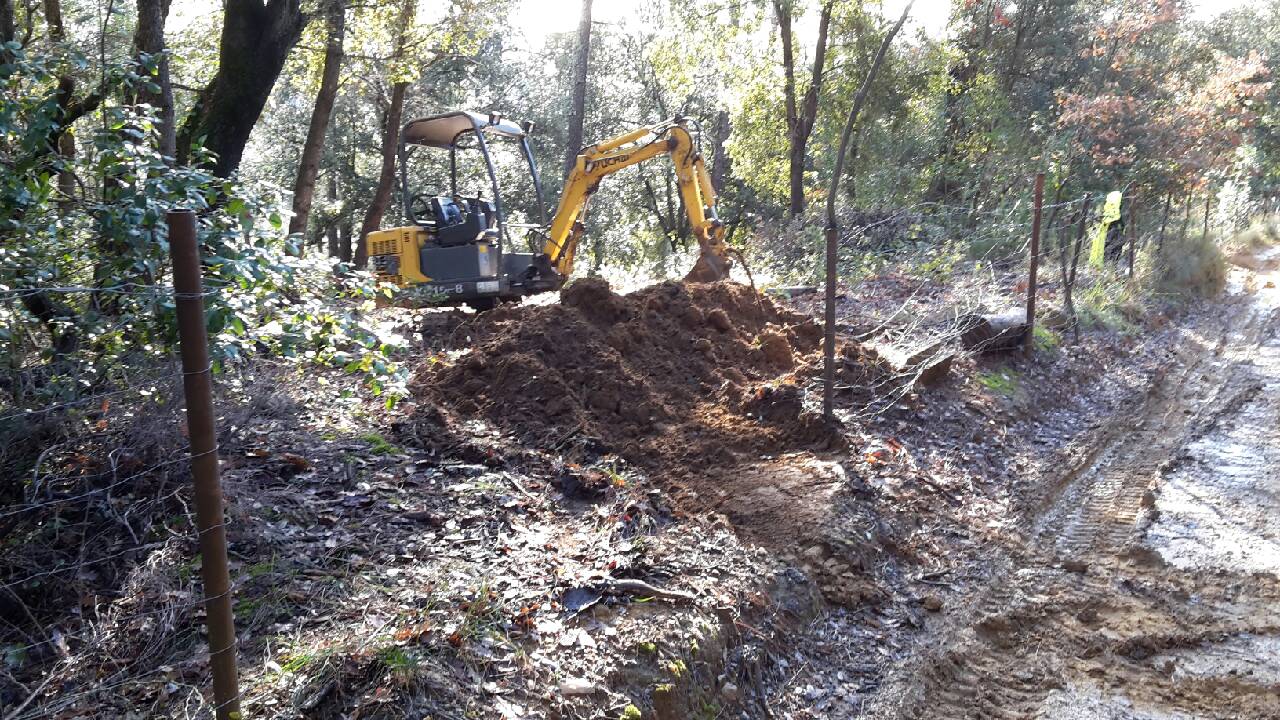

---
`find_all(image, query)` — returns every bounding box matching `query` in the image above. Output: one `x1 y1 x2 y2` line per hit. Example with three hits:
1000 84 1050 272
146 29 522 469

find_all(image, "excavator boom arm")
542 119 731 281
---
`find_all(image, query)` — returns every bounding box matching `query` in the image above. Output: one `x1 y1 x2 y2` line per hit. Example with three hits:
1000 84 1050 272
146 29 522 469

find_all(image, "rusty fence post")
1127 192 1137 278
823 224 837 420
168 209 241 720
1025 172 1045 356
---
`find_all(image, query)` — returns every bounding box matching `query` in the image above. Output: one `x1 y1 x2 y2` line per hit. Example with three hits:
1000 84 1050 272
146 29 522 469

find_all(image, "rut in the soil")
875 257 1280 720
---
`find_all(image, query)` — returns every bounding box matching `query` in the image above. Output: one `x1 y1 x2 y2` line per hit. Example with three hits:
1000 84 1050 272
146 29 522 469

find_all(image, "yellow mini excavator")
364 111 732 309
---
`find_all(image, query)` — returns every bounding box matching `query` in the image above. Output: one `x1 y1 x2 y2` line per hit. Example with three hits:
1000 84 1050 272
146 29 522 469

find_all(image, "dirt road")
872 251 1280 719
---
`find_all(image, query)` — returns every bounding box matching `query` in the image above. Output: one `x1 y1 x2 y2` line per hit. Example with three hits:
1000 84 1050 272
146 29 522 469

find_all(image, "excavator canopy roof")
401 110 527 149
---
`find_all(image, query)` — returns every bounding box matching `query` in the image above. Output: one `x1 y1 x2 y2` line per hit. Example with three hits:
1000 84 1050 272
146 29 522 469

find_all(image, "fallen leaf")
280 453 312 470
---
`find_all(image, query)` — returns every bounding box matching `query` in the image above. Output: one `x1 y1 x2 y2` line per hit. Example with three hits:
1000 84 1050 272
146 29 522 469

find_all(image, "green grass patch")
234 597 264 620
914 242 966 281
246 559 276 579
280 651 315 674
977 368 1020 397
1032 325 1061 352
376 646 417 672
360 432 401 455
1076 276 1144 333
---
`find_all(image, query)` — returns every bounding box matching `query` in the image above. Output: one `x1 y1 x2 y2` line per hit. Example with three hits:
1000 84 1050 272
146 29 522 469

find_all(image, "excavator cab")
366 110 558 309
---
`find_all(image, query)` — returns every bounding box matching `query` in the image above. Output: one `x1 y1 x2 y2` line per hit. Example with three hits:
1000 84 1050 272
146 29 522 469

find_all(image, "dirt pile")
414 279 892 477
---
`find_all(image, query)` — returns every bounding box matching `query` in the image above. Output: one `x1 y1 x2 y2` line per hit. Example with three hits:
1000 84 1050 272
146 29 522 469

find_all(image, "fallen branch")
600 578 696 603
3 669 57 720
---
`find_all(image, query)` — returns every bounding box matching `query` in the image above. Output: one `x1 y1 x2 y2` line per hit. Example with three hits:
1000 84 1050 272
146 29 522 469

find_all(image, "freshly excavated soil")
413 278 890 488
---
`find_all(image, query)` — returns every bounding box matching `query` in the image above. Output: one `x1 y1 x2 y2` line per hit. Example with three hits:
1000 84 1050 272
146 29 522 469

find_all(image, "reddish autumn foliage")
1056 2 1271 192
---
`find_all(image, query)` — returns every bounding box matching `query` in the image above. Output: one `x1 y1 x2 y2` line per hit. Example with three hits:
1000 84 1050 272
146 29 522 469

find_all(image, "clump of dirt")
413 279 893 483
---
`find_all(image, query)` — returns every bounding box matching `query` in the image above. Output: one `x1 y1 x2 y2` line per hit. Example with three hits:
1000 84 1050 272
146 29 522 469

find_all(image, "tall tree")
925 1 991 205
562 0 593 179
43 0 75 204
132 0 176 158
0 0 14 47
355 0 415 269
776 0 834 217
711 109 731 193
288 0 345 241
175 0 306 177
823 1 912 418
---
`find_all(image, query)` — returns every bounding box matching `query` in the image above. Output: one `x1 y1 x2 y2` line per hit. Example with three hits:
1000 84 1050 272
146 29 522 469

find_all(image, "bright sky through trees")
509 0 1254 46
168 0 1255 47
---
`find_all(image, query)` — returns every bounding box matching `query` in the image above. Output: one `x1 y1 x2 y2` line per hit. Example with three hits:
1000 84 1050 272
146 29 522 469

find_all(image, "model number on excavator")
584 153 631 174
422 284 465 296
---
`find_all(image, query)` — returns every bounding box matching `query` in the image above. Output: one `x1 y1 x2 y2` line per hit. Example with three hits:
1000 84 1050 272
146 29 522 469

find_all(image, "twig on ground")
600 578 696 603
2 670 58 720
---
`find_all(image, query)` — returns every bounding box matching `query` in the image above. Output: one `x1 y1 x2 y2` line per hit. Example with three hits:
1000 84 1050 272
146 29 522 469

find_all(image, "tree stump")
958 310 1029 354
869 339 954 386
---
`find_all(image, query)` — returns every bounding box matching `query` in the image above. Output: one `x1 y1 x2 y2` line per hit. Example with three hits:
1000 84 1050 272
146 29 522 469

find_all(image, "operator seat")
433 197 487 247
430 196 462 228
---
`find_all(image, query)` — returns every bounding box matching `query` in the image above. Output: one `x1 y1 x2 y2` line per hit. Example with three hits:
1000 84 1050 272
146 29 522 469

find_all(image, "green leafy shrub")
0 47 406 429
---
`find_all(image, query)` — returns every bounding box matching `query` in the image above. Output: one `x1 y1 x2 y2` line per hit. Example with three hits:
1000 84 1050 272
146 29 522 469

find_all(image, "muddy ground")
6 253 1276 720
867 249 1280 719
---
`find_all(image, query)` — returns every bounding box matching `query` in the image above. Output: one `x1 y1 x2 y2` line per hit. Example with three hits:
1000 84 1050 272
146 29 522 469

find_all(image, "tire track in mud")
874 258 1280 720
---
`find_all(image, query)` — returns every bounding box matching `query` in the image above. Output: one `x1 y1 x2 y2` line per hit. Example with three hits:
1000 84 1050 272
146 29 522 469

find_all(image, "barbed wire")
2 577 246 720
0 449 207 521
0 283 224 300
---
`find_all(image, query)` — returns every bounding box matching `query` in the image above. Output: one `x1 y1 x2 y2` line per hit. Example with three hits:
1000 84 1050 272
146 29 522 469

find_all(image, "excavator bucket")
684 251 733 283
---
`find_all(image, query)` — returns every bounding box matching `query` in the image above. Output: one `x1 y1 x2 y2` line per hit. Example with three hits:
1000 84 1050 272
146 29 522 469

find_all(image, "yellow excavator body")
365 111 731 309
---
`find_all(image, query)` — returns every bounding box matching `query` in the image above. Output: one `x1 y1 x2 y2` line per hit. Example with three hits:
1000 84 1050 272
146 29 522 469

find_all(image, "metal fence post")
168 209 241 720
1127 192 1137 278
823 224 837 420
1025 172 1045 356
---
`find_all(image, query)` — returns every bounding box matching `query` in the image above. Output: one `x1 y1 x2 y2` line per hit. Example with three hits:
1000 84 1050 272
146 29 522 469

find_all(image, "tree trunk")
822 1 912 418
44 0 76 208
20 292 79 359
355 0 414 269
0 0 15 47
1157 192 1171 253
589 234 605 276
1202 191 1212 241
356 82 407 269
12 1 81 342
175 0 305 177
776 0 833 217
843 127 863 201
562 0 592 180
338 219 352 263
326 222 339 257
325 173 340 256
1180 193 1191 241
959 310 1029 353
56 132 75 209
132 0 176 158
1067 194 1090 343
710 109 730 193
926 4 991 205
288 0 345 240
640 174 675 243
